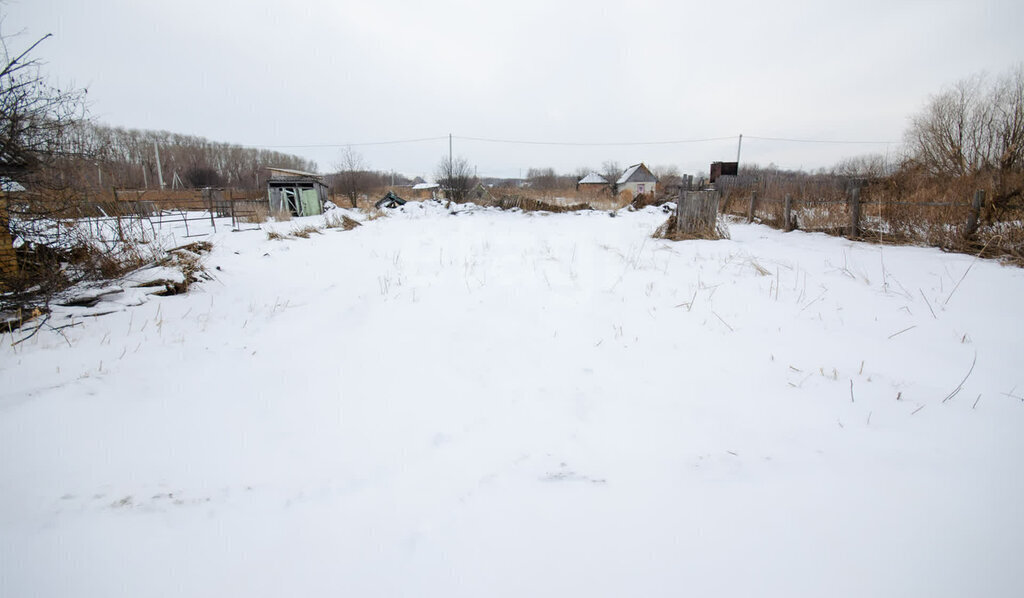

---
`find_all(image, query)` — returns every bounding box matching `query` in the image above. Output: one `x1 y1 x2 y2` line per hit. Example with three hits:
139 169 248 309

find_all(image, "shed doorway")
283 188 300 216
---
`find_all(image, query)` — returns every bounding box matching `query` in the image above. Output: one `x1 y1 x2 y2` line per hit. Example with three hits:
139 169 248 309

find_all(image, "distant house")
616 163 658 197
411 181 440 200
709 161 738 184
577 172 609 190
266 168 328 217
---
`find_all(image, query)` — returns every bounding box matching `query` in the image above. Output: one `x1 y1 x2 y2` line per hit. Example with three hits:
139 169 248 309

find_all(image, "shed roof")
268 167 321 179
578 172 608 184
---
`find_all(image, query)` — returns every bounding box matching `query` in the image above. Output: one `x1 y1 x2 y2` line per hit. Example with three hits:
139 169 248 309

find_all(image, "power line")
242 133 898 150
744 135 896 145
454 135 738 147
248 136 449 149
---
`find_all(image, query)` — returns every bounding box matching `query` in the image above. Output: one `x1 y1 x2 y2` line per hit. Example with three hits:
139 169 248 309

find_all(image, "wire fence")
2 188 268 256
716 184 1022 261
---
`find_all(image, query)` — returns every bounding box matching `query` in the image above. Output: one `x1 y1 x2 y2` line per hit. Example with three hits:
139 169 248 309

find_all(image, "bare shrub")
435 155 474 203
244 203 269 224
331 147 370 208
271 209 292 222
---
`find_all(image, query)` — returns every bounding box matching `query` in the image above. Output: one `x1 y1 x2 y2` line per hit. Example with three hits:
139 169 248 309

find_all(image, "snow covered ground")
2 202 1023 597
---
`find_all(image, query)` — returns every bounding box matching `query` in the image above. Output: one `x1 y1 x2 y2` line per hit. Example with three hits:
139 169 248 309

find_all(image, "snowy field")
2 202 1023 597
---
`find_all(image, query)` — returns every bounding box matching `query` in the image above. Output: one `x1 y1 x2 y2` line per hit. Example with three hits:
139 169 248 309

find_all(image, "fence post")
965 189 984 237
675 187 685 233
783 194 793 232
747 191 757 223
206 188 216 231
848 186 861 239
112 187 124 242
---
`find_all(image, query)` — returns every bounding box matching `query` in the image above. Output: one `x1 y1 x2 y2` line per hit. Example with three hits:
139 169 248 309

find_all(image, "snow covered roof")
616 163 657 185
578 173 608 185
412 182 439 190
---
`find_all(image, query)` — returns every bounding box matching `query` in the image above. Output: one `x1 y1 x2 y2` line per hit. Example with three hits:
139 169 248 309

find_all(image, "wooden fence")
674 190 720 236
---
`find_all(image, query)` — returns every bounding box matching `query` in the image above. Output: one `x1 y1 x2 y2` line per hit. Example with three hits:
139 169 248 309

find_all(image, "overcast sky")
7 0 1024 179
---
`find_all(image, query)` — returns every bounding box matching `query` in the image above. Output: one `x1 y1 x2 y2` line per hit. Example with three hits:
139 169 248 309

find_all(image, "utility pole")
736 134 743 163
154 141 165 189
448 133 453 169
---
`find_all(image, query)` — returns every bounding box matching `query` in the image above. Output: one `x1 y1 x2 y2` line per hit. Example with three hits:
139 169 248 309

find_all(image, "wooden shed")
267 168 328 217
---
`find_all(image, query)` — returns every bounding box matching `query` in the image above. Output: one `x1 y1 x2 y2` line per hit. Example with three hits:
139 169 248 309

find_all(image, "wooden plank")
676 190 720 235
0 196 17 278
848 186 861 238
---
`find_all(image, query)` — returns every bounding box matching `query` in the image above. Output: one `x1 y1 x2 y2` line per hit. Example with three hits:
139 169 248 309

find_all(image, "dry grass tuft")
325 212 363 230
653 214 730 241
271 209 293 222
244 204 270 224
360 207 388 221
266 230 290 241
290 224 323 239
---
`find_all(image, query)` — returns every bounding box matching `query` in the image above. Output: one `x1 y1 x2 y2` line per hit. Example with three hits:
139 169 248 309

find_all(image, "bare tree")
653 164 681 190
831 153 892 180
333 146 368 208
526 167 557 191
0 32 85 185
601 160 622 195
435 155 474 203
905 73 991 177
906 65 1024 209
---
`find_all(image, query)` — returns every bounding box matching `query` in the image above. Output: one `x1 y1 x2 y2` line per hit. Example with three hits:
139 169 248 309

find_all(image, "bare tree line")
60 122 317 191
